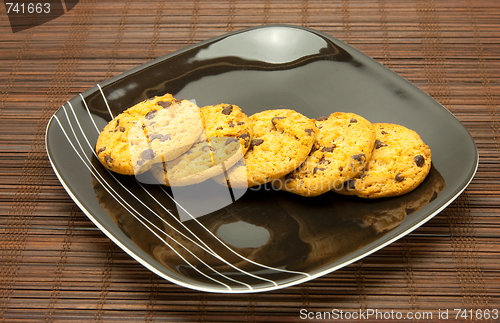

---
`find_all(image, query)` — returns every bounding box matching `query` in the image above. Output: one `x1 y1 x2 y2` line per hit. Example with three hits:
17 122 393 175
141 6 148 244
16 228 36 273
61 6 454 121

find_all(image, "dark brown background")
0 0 499 321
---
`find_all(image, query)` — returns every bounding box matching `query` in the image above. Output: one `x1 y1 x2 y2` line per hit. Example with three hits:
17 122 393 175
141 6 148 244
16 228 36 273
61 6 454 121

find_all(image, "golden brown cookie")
275 112 376 197
150 103 253 186
337 123 432 198
215 109 318 188
95 94 203 175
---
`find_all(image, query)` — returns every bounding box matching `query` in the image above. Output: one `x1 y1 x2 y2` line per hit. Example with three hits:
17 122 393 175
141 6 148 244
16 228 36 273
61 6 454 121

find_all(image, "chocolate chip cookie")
338 123 432 198
95 94 203 175
216 109 318 188
275 112 376 197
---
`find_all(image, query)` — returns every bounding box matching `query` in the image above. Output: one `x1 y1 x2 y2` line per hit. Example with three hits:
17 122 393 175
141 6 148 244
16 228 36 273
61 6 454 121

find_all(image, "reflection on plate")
46 24 477 293
92 164 445 290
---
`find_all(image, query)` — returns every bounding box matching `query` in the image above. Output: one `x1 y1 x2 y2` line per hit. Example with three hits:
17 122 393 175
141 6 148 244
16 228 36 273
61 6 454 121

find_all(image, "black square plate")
46 24 478 293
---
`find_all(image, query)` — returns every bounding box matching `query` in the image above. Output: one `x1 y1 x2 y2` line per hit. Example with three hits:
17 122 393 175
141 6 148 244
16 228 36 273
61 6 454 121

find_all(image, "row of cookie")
214 109 432 199
95 94 325 189
95 94 255 186
95 93 431 198
273 113 432 198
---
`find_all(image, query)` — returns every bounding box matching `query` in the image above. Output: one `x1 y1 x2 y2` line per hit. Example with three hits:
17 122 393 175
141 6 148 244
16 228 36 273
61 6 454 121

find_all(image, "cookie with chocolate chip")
95 94 203 175
200 103 253 155
337 123 432 198
275 112 376 197
215 109 318 188
150 103 253 186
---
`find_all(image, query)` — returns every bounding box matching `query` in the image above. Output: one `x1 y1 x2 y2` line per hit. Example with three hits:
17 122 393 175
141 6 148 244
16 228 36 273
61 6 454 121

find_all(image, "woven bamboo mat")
0 0 499 321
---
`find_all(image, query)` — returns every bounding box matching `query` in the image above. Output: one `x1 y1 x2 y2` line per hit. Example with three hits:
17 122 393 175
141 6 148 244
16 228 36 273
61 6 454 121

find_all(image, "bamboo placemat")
0 0 499 321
